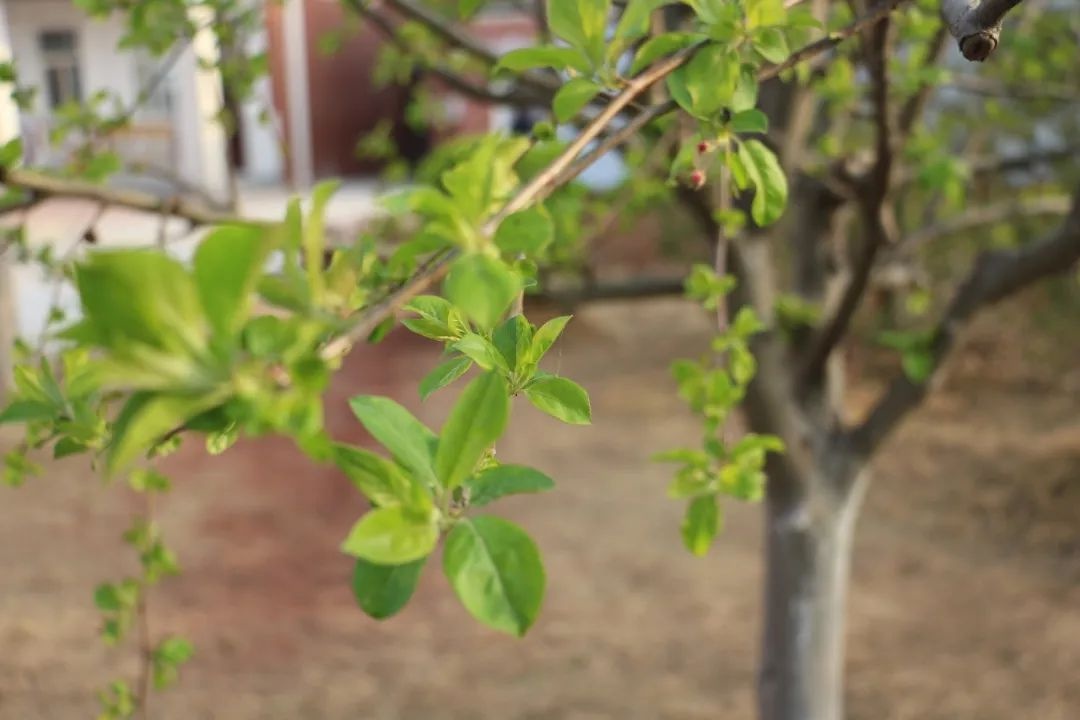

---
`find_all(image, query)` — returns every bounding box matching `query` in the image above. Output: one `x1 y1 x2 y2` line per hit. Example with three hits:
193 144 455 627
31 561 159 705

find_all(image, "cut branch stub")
942 0 1025 61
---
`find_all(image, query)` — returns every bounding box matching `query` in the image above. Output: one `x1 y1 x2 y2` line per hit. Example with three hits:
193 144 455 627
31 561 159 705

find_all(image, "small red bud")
697 140 711 154
689 169 707 189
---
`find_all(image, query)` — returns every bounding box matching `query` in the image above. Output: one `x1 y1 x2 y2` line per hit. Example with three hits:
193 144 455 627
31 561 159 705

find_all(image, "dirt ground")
1 296 1078 720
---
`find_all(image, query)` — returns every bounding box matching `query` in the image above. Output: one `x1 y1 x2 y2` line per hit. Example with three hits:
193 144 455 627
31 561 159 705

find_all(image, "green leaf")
0 138 22 167
440 136 526 224
453 333 509 373
434 372 510 490
747 0 786 27
668 44 737 117
0 399 55 424
524 374 591 425
402 317 458 342
492 314 533 373
205 423 239 455
465 464 555 508
731 65 758 112
737 139 788 226
154 637 194 665
340 506 438 564
75 250 205 354
332 442 428 509
494 206 554 257
128 468 171 493
530 315 571 364
730 108 769 134
257 274 309 312
352 556 426 619
901 350 935 383
548 0 610 63
630 31 700 76
405 295 454 323
443 516 545 637
94 583 124 612
553 77 602 123
459 0 486 18
615 0 672 42
753 27 790 64
681 495 720 556
107 391 226 474
304 179 341 302
348 396 438 487
419 356 473 400
496 46 589 74
444 254 521 330
53 437 88 459
193 224 270 339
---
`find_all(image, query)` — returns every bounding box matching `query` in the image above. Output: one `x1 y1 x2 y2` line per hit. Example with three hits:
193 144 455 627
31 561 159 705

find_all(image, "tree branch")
349 0 560 97
902 194 1071 249
318 42 699 361
0 167 255 227
942 0 1028 61
897 23 948 139
380 0 499 65
850 183 1080 456
798 16 895 389
346 1 549 106
945 73 1078 103
533 275 687 306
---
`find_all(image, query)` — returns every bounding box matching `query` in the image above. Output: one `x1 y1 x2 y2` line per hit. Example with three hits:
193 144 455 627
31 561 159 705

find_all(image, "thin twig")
319 44 701 360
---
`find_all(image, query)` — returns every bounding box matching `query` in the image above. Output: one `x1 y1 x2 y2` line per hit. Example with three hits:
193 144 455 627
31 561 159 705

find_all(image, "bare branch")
945 73 1078 103
535 275 687 306
942 0 1028 61
380 0 499 65
850 184 1080 456
897 24 948 138
902 194 1071 249
347 1 549 106
896 144 1079 189
347 0 560 97
0 167 254 227
799 16 896 389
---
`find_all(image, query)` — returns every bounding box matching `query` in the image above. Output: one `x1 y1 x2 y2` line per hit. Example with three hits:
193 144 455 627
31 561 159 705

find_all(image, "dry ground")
1 297 1077 720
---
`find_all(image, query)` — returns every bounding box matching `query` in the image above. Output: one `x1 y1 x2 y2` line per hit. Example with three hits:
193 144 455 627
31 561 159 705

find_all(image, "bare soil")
1 297 1077 720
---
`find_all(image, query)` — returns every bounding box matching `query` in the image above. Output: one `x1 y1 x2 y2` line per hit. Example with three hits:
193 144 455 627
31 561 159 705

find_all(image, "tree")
1 1 1075 719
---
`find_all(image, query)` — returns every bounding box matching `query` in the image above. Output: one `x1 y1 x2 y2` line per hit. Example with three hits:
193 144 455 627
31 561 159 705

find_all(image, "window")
39 30 82 110
133 50 173 118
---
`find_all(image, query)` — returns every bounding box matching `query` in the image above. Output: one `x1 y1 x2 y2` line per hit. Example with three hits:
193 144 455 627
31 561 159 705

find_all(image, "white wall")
5 0 238 197
6 0 135 165
170 6 230 203
0 0 20 395
238 6 284 185
6 0 137 109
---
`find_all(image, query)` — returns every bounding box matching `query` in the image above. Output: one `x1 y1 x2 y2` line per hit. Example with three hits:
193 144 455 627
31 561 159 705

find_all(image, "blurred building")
0 0 587 197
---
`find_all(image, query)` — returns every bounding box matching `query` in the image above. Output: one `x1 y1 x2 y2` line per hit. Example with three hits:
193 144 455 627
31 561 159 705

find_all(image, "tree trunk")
0 251 14 403
758 461 867 720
